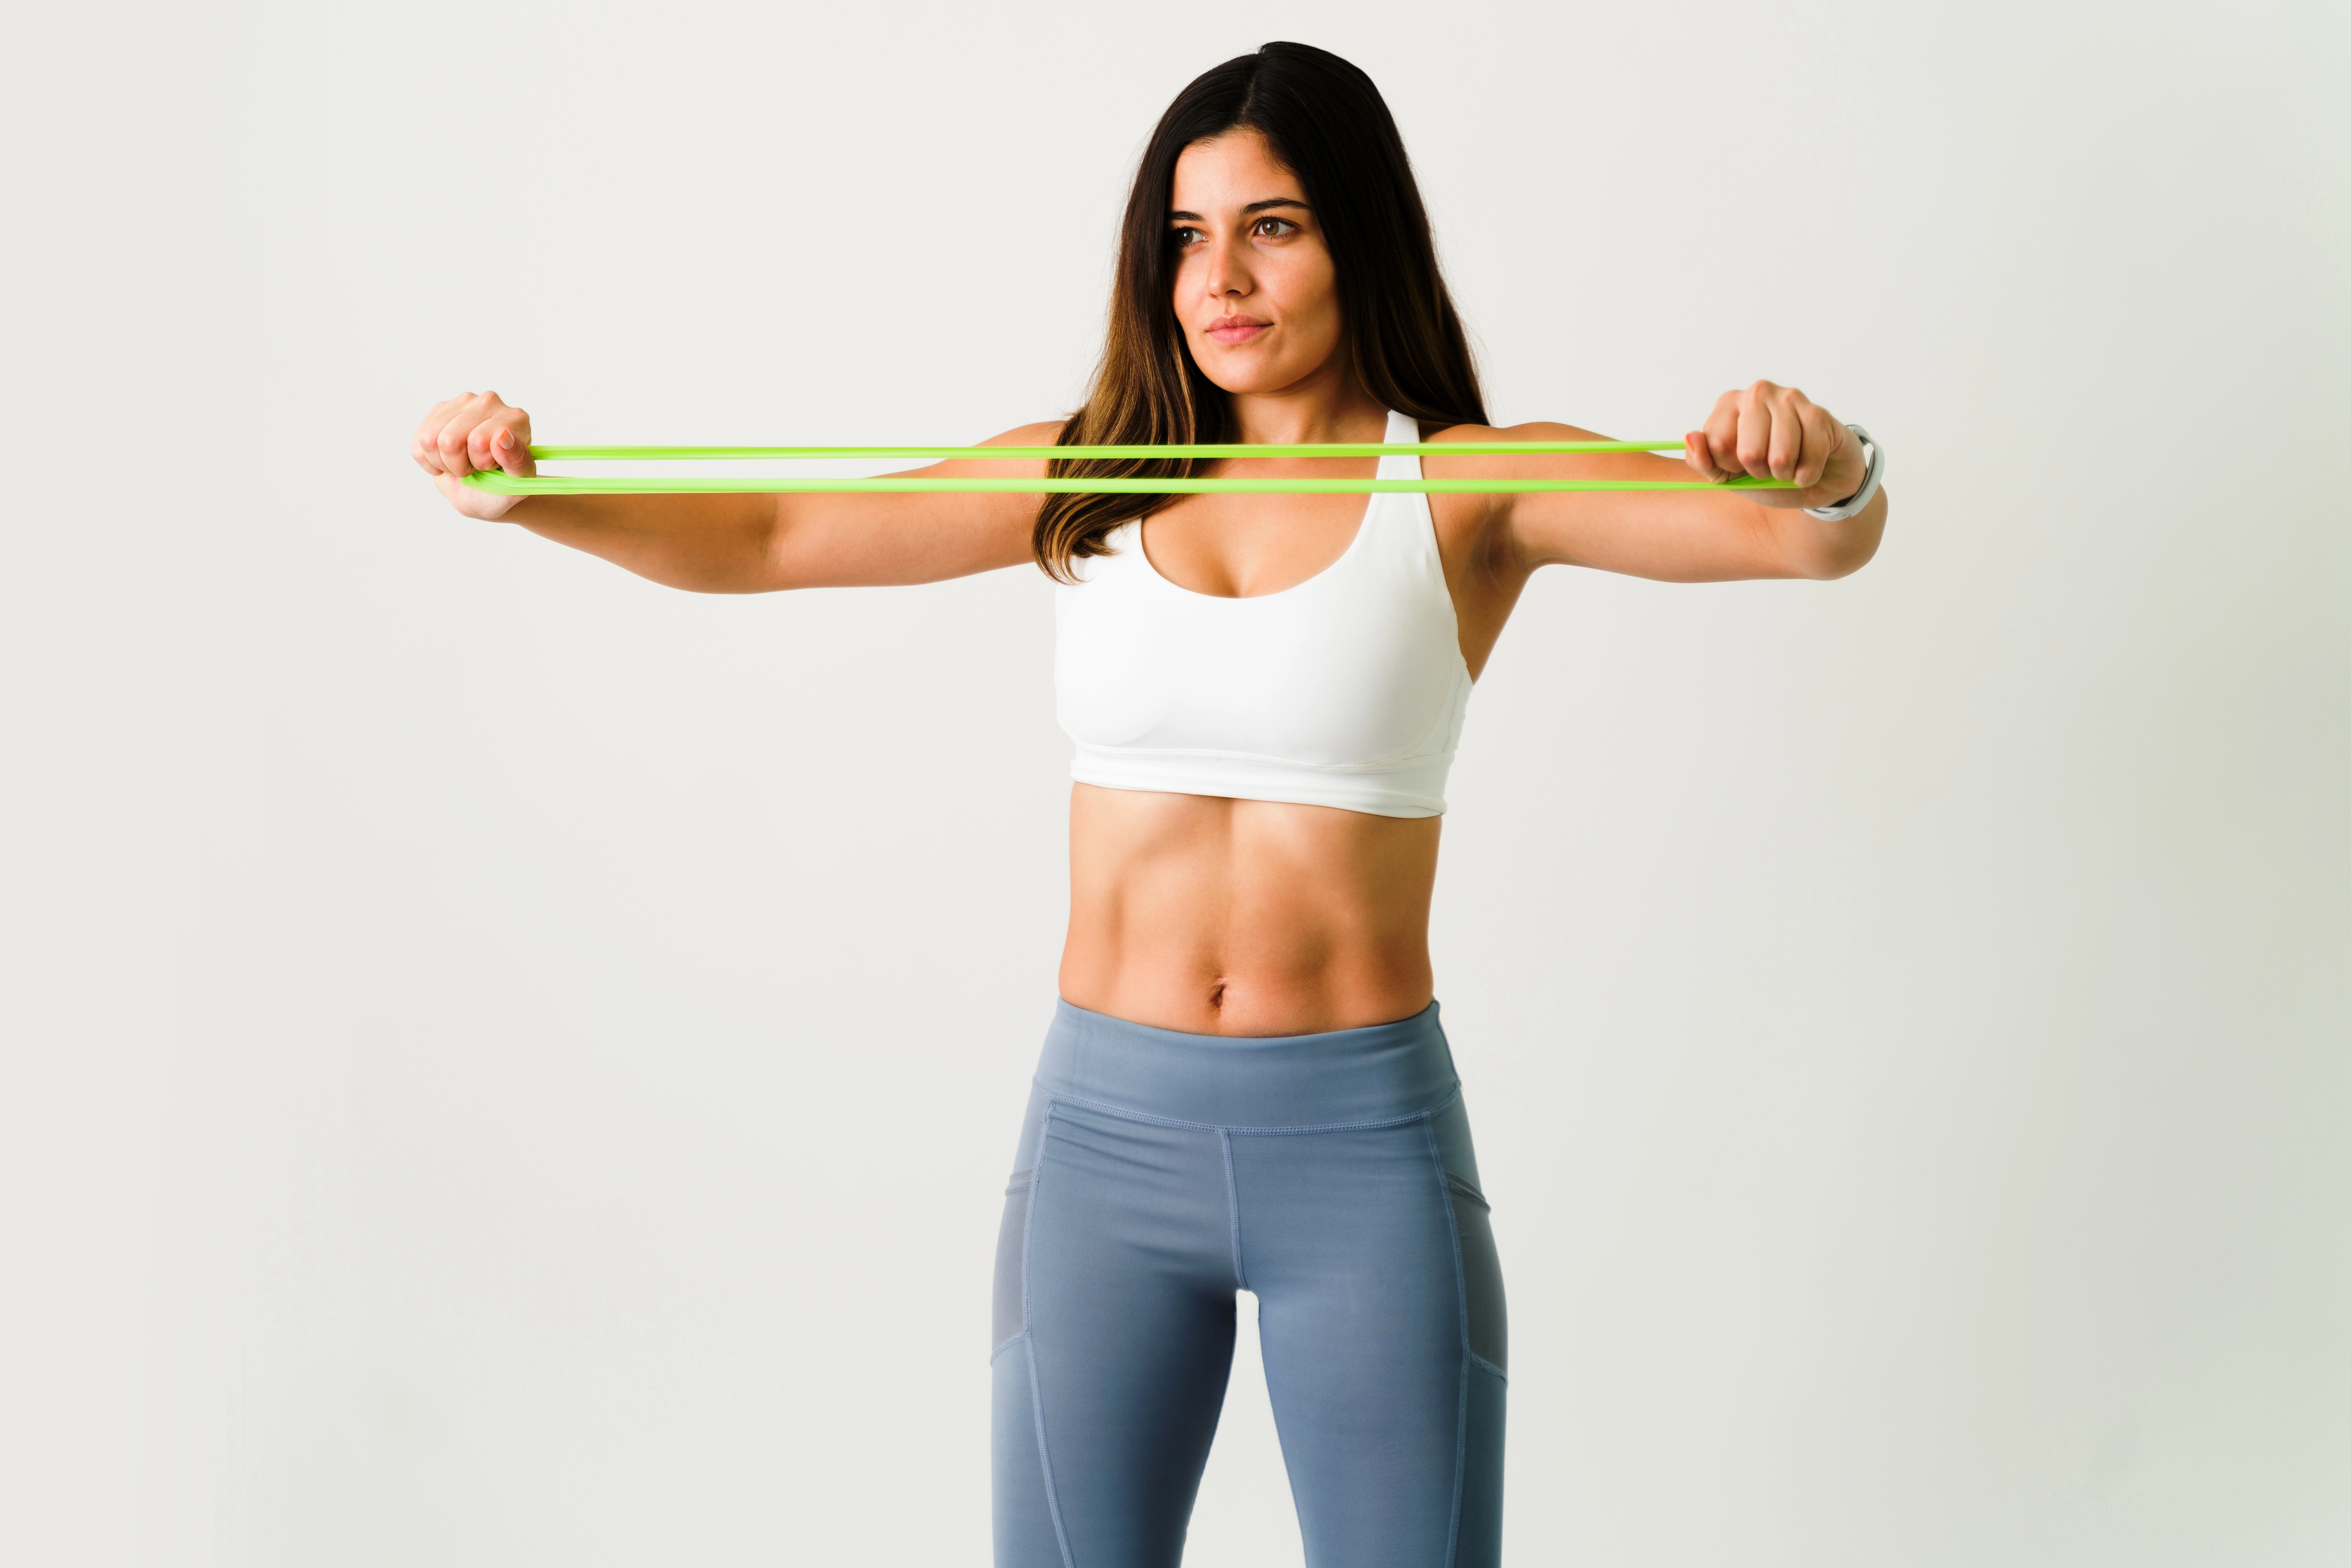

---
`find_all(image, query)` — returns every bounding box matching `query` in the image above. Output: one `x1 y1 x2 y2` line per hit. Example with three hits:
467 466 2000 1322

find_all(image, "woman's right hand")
412 391 536 521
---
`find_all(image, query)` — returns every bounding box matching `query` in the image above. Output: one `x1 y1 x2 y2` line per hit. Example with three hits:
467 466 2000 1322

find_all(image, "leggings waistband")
1036 999 1459 1131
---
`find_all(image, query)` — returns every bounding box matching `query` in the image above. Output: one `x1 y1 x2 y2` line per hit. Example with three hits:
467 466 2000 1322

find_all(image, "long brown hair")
1034 42 1487 582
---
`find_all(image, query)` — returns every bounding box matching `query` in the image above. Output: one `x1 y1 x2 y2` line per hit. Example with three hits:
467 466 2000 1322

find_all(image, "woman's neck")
1224 365 1391 446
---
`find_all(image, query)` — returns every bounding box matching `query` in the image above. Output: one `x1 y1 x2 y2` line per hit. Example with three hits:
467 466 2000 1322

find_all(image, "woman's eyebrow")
1166 197 1312 221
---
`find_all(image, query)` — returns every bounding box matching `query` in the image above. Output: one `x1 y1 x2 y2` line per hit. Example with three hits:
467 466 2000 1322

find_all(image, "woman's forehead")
1170 130 1300 210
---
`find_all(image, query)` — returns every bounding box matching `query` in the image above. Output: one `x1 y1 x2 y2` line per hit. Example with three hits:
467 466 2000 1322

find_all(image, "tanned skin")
412 128 1887 1036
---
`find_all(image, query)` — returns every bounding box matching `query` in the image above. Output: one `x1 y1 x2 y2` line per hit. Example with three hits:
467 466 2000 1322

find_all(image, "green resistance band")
461 440 1793 495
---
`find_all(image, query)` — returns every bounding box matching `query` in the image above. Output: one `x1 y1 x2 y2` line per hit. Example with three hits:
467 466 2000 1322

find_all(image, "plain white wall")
5 1 2347 1564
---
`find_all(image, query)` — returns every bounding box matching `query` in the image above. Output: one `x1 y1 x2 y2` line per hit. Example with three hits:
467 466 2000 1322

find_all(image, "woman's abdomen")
1059 783 1440 1036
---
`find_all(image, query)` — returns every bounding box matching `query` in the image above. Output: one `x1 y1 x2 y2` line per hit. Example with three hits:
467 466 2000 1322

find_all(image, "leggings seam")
1040 1082 1462 1137
1023 1100 1078 1568
1424 1112 1470 1568
1218 1129 1249 1291
1469 1351 1508 1383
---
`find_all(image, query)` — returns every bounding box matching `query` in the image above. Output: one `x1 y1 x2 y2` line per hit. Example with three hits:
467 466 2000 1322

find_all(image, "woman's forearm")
506 491 785 593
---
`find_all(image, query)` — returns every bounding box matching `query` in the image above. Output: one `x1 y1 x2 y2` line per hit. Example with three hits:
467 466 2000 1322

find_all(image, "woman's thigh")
1234 1100 1507 1568
992 1092 1242 1568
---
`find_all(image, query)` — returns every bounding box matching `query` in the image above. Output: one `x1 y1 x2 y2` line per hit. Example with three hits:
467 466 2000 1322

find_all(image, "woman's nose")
1204 237 1252 298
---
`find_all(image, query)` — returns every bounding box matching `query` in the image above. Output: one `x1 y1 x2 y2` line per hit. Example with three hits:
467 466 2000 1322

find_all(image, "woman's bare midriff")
1058 782 1441 1037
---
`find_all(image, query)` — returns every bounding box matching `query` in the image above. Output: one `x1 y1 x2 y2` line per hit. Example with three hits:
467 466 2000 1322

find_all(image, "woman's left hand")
1684 380 1866 511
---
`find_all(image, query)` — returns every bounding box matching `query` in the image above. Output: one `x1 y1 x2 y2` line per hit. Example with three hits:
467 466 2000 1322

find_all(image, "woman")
411 41 1885 1568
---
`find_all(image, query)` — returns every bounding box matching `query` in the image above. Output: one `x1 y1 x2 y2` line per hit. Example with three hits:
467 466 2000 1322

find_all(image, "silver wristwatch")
1804 424 1884 521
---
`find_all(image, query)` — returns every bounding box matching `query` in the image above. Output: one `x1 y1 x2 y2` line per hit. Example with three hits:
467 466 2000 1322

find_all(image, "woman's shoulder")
918 419 1070 481
1417 421 1615 579
1422 418 1610 450
977 419 1071 450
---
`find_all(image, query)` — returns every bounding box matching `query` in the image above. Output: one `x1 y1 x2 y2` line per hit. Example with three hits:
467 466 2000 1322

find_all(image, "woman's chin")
1194 355 1319 399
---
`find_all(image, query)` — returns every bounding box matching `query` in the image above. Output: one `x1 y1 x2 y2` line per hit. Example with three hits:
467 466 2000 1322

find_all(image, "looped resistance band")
459 440 1793 496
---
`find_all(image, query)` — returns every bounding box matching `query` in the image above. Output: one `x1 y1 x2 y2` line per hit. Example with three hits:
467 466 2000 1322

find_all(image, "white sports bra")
1054 410 1474 819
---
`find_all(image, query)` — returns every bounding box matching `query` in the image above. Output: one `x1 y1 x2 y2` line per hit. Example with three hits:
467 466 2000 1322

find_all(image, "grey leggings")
991 1000 1506 1567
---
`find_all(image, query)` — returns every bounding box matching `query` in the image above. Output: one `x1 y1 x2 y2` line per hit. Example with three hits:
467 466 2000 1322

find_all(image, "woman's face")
1168 129 1344 397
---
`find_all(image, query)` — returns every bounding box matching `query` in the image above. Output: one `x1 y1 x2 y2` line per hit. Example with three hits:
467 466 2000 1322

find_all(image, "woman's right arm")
412 391 1049 592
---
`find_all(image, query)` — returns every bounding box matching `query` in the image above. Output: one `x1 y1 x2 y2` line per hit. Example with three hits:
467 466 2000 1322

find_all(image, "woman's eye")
1171 226 1203 247
1253 217 1297 238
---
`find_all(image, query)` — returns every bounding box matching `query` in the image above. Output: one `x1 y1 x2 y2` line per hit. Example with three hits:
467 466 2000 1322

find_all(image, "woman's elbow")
1791 491 1888 580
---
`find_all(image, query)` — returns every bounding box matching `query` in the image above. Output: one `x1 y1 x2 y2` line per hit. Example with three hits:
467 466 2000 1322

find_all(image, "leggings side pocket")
992 1171 1033 1351
1445 1171 1508 1374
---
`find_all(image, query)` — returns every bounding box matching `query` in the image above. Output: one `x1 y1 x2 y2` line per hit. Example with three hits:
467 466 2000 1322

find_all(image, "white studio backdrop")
3 1 2346 1565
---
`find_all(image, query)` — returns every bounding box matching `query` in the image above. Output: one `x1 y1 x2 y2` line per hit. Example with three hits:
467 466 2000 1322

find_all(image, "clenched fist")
412 391 536 521
1684 380 1868 512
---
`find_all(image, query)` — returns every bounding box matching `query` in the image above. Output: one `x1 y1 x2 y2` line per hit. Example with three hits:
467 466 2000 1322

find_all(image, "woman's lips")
1206 317 1272 346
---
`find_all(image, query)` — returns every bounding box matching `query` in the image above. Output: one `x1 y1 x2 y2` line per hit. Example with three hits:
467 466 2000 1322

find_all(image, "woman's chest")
1139 489 1373 599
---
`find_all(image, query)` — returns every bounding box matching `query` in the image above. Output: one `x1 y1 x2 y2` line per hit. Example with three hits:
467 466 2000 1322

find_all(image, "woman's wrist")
1804 425 1883 521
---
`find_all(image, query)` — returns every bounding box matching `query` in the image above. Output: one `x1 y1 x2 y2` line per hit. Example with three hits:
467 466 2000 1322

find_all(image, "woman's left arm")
1433 380 1888 583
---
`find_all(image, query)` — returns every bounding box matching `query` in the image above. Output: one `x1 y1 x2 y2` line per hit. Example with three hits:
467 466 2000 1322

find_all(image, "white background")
6 1 2347 1564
